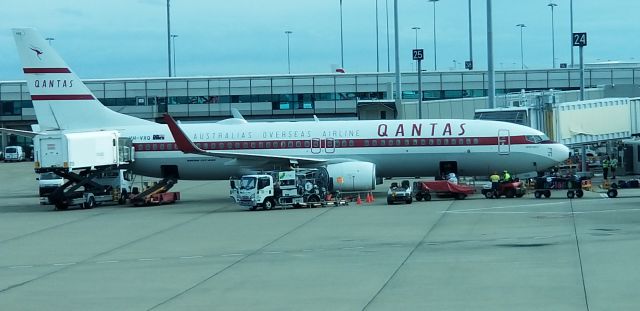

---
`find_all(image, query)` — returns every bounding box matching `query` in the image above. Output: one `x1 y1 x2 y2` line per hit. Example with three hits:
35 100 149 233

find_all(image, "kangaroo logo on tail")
13 28 153 131
29 46 43 60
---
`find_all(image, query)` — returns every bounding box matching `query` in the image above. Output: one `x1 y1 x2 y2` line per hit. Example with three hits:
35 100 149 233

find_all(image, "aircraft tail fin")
12 28 152 131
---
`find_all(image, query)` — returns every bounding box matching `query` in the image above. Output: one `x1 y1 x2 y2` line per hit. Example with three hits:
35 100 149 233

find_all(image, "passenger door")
498 129 511 155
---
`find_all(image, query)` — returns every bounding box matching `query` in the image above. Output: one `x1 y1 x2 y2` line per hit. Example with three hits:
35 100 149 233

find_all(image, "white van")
4 146 26 162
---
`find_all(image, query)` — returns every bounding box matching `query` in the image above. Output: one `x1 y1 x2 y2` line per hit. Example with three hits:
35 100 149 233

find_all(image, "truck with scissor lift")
33 130 135 210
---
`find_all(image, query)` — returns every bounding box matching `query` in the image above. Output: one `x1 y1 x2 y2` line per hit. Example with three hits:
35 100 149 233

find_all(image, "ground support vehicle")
413 181 475 201
129 178 180 206
481 180 527 199
43 168 133 210
236 168 330 210
387 180 412 205
4 146 26 162
532 176 587 199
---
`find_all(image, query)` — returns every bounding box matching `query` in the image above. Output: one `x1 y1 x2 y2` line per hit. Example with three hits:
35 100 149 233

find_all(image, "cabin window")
473 138 479 145
243 142 249 149
266 142 272 148
348 140 354 147
304 141 310 148
295 141 301 148
364 140 370 147
372 140 378 146
258 142 264 148
159 143 165 150
380 140 386 146
420 139 426 146
250 142 256 149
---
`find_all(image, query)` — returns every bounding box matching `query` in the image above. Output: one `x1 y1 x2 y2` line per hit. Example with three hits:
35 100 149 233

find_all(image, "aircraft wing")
0 128 39 138
163 114 326 165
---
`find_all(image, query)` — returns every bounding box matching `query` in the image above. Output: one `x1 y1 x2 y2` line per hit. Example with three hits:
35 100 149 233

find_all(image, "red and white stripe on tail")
12 28 152 131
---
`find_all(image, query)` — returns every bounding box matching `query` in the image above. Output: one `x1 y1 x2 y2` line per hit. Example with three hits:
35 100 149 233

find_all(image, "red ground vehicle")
481 180 527 199
413 181 475 201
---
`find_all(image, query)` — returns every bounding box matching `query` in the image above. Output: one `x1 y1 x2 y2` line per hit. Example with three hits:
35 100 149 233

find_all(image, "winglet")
163 113 202 154
231 108 245 120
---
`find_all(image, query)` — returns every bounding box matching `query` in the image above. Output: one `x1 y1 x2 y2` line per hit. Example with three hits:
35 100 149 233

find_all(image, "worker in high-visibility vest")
602 156 610 180
489 171 501 192
502 170 512 183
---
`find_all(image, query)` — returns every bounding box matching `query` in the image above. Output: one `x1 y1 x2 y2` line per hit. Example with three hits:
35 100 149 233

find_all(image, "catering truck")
33 130 133 171
33 131 134 210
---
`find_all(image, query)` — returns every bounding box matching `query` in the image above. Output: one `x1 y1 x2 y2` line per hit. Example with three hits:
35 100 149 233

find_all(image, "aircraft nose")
553 144 571 163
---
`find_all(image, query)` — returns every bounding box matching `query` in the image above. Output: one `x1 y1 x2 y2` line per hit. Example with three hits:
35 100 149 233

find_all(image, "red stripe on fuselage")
132 135 536 152
23 68 71 73
31 95 95 101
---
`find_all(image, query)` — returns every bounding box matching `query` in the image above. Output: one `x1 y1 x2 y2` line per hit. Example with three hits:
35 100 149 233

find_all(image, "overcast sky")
1 0 639 80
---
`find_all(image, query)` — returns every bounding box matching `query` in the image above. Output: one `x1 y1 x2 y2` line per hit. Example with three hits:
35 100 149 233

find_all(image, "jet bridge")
552 98 640 145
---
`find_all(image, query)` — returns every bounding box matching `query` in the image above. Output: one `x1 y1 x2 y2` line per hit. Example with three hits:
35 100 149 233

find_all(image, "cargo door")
497 129 511 155
39 136 64 168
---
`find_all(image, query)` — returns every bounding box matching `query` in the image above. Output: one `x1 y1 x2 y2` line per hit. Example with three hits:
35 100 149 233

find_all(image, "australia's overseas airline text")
127 122 466 142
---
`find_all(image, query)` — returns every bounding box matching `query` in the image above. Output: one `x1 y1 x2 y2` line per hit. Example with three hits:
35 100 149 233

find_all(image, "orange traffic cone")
356 194 362 205
365 192 372 203
369 192 375 202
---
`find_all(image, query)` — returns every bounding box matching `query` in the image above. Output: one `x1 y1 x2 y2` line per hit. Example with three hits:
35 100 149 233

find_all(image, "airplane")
9 28 570 191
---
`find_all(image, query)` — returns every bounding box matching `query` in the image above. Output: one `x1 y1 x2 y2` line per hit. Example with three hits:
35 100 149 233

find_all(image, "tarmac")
1 161 640 310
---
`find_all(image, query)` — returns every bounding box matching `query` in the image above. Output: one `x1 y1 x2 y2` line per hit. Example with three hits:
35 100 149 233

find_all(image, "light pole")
166 0 172 77
285 31 293 74
386 0 391 72
428 0 439 71
170 34 178 76
570 0 574 67
412 26 421 72
375 0 380 72
548 2 558 68
45 37 54 45
339 0 344 69
411 26 421 49
516 24 526 70
467 0 473 69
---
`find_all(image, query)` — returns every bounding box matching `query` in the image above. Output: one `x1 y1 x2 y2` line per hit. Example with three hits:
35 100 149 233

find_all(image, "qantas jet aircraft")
9 28 569 191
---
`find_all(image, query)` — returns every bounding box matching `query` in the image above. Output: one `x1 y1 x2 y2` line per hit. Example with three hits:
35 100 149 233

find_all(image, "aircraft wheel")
567 191 575 199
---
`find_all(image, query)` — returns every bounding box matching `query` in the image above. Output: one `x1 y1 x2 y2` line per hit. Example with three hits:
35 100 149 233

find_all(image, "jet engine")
326 161 376 192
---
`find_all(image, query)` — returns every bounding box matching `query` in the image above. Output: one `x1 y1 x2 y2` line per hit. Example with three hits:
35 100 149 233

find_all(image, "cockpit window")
525 135 550 143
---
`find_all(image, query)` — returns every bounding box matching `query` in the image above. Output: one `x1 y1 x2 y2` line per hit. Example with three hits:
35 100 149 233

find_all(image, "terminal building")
2 66 640 149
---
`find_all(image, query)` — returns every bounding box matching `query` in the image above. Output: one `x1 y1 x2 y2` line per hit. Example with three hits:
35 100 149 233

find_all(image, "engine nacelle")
326 161 376 192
